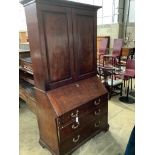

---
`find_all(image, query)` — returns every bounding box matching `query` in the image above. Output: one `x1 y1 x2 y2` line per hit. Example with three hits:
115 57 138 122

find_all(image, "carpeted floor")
19 95 135 155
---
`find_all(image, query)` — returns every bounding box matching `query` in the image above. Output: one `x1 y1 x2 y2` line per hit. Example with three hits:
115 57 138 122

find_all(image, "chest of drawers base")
35 77 109 155
39 124 109 155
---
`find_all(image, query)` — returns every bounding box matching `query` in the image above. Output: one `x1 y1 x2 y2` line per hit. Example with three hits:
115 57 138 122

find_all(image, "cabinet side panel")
35 88 59 154
24 3 46 90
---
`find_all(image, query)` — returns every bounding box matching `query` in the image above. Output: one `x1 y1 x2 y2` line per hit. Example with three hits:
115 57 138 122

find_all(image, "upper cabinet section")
38 5 75 89
43 9 72 82
72 9 97 80
21 0 101 91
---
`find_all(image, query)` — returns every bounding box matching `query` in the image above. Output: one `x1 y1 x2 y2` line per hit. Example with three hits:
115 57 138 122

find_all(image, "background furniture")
19 31 28 43
98 66 123 99
21 0 109 155
119 59 135 104
97 36 110 52
97 38 108 67
120 47 135 67
103 39 123 67
19 50 37 114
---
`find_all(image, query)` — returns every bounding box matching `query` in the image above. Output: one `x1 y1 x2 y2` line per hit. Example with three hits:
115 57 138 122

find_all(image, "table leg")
119 77 135 104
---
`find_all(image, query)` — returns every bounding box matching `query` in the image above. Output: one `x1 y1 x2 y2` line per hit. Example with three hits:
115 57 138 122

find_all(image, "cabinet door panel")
72 9 97 80
39 5 75 89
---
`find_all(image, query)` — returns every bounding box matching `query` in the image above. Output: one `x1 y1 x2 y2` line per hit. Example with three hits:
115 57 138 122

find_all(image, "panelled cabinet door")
72 9 97 80
39 5 75 89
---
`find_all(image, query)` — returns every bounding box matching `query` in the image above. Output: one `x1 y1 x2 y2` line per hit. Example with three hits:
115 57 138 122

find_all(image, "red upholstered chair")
119 59 135 103
126 59 135 70
112 39 123 56
98 38 108 54
97 38 108 67
124 59 135 89
103 39 123 67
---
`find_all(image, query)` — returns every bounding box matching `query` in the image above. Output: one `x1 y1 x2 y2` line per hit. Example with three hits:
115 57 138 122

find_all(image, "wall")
97 0 135 48
123 23 135 47
97 24 120 48
121 0 135 47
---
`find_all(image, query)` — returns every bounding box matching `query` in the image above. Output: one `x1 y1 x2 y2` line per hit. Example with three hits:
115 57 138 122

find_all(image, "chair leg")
124 79 126 87
120 83 123 96
98 68 101 80
108 87 112 100
131 78 132 90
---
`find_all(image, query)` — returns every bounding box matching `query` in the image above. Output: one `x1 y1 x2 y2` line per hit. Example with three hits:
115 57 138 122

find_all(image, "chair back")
121 48 130 57
98 38 108 54
126 59 135 70
113 39 123 57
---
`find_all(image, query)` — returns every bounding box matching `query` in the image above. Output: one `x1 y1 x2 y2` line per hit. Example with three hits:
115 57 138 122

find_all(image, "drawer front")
20 61 33 73
58 104 108 141
60 116 108 155
19 90 27 101
58 94 108 126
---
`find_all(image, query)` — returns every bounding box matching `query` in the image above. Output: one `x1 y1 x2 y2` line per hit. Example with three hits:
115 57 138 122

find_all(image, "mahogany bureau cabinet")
21 0 109 154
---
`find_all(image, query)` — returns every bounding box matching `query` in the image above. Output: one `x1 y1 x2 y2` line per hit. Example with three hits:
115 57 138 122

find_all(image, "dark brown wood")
36 77 108 155
38 4 75 89
20 57 33 74
72 9 97 80
19 51 37 114
19 50 30 58
35 88 60 155
21 0 101 10
35 77 108 155
58 105 108 141
19 71 34 85
23 0 100 91
19 80 37 114
60 116 107 155
24 3 47 90
47 77 107 116
57 95 108 126
20 1 109 155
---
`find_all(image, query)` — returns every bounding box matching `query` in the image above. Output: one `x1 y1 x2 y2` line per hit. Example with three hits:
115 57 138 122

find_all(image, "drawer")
58 104 108 141
20 60 33 73
19 90 27 101
57 94 108 126
59 116 108 155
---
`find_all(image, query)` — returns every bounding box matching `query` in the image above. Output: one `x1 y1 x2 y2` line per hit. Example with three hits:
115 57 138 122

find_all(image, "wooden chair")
119 59 135 103
120 48 130 67
125 59 135 90
103 39 123 67
98 66 123 99
97 38 108 67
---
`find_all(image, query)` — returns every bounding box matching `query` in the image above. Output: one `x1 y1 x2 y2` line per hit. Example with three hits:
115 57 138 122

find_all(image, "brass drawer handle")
94 98 101 106
72 123 79 129
71 110 79 117
94 100 100 106
73 135 80 143
94 121 101 128
94 109 101 115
